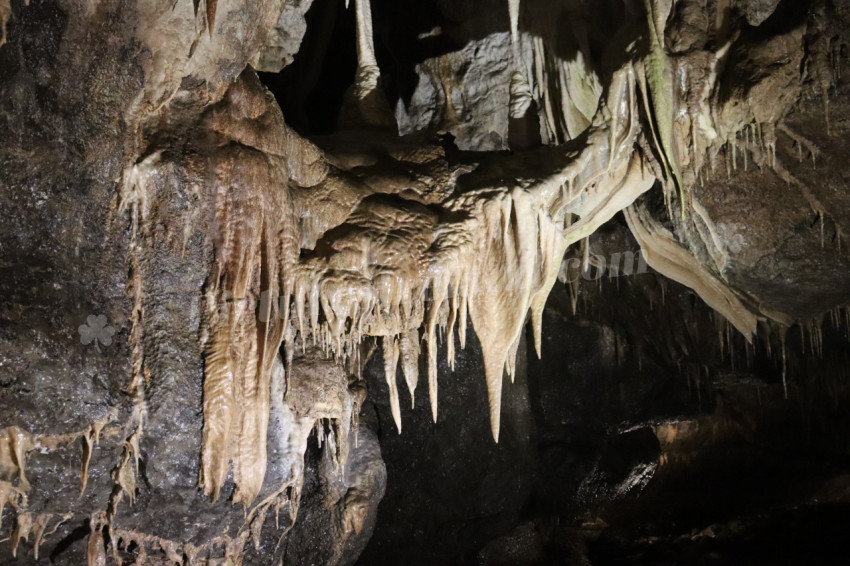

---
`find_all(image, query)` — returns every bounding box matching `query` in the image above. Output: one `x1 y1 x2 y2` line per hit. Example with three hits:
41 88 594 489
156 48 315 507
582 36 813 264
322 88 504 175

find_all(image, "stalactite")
205 0 217 38
5 7 842 561
345 0 395 127
0 0 10 49
110 527 215 566
0 482 24 530
194 95 300 505
87 514 107 566
78 418 110 498
383 336 402 433
30 514 56 561
399 330 420 407
278 63 653 442
641 0 683 214
0 427 33 490
110 424 142 514
508 0 520 47
354 0 377 70
0 416 117 555
11 512 31 558
781 330 788 399
625 203 758 341
529 26 601 144
91 4 838 553
509 71 534 120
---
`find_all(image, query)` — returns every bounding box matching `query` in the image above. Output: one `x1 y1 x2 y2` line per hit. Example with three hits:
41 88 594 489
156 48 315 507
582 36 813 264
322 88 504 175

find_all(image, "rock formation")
1 0 849 563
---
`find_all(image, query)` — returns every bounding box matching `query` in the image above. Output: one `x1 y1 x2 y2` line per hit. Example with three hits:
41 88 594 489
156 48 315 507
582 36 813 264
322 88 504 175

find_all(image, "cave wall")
0 0 849 564
0 1 382 563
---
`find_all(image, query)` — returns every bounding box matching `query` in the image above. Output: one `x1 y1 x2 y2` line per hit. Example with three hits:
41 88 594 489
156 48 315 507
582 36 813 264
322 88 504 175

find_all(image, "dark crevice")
259 0 358 135
49 520 90 562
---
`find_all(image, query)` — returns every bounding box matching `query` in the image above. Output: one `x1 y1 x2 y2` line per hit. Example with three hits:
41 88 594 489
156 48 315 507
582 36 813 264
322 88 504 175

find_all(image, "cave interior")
1 0 850 564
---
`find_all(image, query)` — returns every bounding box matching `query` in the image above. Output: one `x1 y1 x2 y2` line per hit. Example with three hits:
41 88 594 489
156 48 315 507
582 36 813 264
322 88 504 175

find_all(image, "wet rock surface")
359 330 536 566
2 0 850 564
